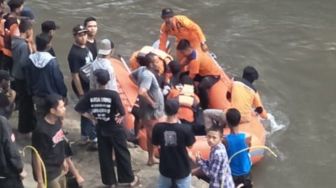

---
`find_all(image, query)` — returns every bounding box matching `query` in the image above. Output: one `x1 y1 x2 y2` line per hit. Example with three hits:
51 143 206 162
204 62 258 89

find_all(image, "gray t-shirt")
131 67 164 120
90 58 118 92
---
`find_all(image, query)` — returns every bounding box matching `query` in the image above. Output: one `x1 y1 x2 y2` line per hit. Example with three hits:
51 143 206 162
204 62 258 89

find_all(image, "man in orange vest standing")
159 8 208 59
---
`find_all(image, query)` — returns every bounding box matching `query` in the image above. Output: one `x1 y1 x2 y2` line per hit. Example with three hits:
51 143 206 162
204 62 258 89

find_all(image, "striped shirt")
198 143 235 188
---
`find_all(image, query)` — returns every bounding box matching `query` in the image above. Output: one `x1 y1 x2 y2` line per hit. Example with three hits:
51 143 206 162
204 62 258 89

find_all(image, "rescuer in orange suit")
176 39 231 109
159 8 208 60
229 66 268 123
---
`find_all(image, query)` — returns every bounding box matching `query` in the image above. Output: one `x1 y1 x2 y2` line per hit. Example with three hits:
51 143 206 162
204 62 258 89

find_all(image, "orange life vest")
168 84 199 123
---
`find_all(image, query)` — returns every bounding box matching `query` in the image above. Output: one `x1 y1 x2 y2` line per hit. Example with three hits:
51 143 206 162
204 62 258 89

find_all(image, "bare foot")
147 158 159 166
130 175 141 187
76 176 85 186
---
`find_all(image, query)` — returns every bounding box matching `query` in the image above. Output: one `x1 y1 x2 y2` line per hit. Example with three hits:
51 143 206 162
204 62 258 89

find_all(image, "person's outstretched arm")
197 154 223 181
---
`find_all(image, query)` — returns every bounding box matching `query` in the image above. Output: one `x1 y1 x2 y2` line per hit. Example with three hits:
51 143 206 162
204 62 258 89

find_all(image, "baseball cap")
93 69 110 85
165 99 179 116
21 7 35 20
41 20 60 33
161 8 174 19
0 70 13 81
98 39 113 55
72 24 87 35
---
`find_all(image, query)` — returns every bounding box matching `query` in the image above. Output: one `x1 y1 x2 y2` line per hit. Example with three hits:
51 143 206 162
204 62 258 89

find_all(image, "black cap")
41 20 60 33
161 8 174 19
0 70 13 81
72 24 87 35
165 99 179 116
93 69 110 85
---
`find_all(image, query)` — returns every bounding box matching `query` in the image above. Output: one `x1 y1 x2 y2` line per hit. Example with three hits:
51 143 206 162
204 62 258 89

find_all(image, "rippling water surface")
27 0 336 187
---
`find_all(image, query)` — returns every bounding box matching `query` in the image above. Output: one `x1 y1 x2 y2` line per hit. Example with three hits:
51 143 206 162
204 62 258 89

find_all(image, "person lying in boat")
223 108 253 188
159 8 208 60
129 45 173 76
228 66 268 123
166 75 206 133
176 39 225 109
165 61 207 135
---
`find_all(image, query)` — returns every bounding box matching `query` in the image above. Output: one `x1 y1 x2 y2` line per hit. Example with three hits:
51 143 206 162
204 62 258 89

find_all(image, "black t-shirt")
86 40 97 60
48 47 56 57
152 122 195 179
32 119 65 180
0 116 23 178
75 89 125 135
67 44 93 94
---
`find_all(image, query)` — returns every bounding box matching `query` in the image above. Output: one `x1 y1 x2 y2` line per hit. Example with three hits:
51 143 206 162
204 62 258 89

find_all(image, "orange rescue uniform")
230 80 268 122
183 50 230 83
159 15 206 52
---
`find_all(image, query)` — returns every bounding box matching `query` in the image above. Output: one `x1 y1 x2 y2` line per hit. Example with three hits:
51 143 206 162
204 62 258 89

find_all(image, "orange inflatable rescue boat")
109 55 266 165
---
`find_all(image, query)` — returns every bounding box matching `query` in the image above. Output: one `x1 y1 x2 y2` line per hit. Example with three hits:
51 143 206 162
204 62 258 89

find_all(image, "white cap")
98 39 112 55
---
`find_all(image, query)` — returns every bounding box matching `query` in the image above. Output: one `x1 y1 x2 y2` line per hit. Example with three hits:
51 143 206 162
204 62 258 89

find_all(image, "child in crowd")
0 70 16 118
75 69 139 187
191 122 234 188
32 94 68 188
223 108 252 188
152 99 195 188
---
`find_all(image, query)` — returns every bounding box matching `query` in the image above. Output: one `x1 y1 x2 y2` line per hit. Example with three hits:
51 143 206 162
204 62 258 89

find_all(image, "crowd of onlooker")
0 1 269 187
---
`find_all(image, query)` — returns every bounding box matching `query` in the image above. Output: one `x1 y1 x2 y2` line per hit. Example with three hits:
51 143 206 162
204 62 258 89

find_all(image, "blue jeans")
157 174 191 188
80 116 96 141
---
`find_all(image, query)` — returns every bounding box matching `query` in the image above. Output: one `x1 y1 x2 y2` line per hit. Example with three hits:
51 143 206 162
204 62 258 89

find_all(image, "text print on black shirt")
90 97 113 121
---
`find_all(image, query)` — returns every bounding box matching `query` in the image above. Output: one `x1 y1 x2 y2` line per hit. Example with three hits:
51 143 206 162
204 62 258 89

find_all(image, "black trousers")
12 79 36 133
0 53 13 71
197 75 220 109
233 173 253 188
0 177 24 188
97 126 134 185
